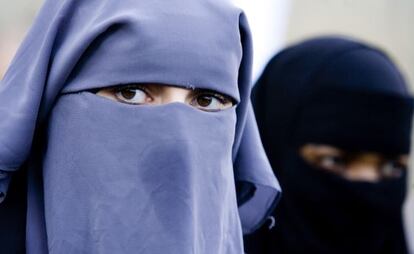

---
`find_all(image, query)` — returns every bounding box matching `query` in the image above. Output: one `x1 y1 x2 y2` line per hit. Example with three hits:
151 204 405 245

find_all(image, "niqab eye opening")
95 84 235 112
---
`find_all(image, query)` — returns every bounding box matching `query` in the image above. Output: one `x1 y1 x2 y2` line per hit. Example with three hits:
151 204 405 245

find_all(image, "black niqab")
244 37 413 254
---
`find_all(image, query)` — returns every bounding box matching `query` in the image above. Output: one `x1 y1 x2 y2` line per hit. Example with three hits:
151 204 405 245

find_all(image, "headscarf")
0 0 281 253
244 37 413 254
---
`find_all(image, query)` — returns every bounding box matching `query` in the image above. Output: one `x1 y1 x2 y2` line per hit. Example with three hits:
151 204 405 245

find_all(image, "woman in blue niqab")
0 0 281 253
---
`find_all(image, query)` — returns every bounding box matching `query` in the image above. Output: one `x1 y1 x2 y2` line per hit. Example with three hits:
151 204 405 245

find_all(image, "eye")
190 92 233 112
114 86 152 105
300 144 348 174
317 155 347 171
380 160 406 179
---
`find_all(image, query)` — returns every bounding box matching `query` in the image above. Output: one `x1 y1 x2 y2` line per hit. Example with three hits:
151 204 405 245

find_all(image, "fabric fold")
1 0 281 252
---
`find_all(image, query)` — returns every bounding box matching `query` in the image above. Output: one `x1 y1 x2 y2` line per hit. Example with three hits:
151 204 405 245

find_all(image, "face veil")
245 37 413 254
0 0 280 253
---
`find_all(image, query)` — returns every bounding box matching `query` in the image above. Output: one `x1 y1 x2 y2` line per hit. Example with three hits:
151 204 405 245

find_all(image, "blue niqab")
0 0 281 253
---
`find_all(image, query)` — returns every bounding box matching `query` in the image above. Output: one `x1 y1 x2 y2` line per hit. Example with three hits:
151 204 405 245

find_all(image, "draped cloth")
0 0 281 253
245 37 412 254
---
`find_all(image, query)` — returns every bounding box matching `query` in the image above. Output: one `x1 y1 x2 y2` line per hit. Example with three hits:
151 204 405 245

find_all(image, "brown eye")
120 89 137 100
196 95 213 107
115 87 150 105
191 92 233 112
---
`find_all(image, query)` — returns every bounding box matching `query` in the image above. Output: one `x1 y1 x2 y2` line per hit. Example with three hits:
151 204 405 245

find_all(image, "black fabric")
295 88 414 155
0 167 27 254
269 152 408 254
244 37 412 254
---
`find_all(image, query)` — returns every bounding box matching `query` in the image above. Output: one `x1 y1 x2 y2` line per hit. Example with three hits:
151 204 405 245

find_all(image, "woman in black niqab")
244 37 413 254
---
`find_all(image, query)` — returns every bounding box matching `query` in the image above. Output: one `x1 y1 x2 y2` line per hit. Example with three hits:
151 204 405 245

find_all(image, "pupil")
121 89 136 100
197 96 212 107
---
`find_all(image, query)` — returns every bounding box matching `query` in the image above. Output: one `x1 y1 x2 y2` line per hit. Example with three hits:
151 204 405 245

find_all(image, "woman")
245 37 413 254
0 0 280 253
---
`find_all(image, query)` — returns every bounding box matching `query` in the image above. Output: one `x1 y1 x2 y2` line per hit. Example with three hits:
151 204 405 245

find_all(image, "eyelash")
192 91 231 104
114 85 149 94
113 85 152 104
113 85 232 105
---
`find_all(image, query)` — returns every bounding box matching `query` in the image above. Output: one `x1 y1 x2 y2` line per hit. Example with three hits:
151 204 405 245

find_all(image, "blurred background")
1 0 413 249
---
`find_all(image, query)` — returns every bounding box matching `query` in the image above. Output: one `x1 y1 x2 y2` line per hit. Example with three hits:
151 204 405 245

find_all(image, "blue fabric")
0 0 280 253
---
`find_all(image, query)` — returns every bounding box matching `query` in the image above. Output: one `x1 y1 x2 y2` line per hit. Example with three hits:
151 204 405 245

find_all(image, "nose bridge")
161 86 189 104
345 157 381 182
